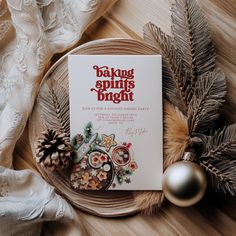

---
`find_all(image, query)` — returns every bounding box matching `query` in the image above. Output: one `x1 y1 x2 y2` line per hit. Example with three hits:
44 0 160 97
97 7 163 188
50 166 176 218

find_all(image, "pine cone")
36 129 72 171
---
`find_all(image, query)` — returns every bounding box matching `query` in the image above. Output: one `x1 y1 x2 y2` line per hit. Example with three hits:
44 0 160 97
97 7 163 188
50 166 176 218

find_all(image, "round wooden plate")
29 38 159 217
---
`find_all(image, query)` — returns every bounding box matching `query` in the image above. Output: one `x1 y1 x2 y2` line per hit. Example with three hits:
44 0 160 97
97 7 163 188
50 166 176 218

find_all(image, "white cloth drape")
0 167 87 235
0 0 117 235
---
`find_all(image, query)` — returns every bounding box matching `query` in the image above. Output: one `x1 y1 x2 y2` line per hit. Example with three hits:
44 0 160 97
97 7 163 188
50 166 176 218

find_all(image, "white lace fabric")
0 0 117 235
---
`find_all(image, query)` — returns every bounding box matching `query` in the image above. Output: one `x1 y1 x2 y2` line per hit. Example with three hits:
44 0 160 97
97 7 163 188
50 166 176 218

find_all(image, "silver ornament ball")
162 161 207 207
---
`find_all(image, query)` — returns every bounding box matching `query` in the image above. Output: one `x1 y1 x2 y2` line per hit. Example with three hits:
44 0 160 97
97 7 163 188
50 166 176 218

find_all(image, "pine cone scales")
36 129 72 171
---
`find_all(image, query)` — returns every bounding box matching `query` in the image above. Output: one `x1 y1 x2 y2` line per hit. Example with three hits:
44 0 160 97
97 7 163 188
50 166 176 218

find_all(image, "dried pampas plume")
134 191 164 214
164 102 190 168
135 102 190 213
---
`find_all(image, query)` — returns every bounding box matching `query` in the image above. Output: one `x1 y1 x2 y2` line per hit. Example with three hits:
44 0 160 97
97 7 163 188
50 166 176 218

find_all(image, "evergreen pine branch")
198 125 236 196
84 122 93 143
188 69 226 134
200 159 236 196
200 125 236 159
143 22 190 113
39 80 70 135
171 0 216 94
162 61 187 114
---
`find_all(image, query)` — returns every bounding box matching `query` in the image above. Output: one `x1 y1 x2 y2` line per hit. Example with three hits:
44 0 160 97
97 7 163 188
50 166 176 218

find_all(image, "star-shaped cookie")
99 134 117 151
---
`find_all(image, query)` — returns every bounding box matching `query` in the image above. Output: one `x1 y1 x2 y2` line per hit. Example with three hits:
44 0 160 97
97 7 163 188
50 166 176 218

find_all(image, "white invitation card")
68 55 162 190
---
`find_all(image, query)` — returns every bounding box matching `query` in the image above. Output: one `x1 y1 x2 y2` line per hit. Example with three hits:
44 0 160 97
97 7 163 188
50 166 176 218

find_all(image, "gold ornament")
162 152 207 207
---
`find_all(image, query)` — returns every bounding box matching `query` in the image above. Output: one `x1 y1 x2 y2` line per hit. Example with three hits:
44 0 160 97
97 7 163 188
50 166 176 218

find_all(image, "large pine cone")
36 129 72 171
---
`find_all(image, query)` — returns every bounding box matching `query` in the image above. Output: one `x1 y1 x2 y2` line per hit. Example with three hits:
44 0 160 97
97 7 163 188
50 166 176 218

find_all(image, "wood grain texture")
14 0 236 235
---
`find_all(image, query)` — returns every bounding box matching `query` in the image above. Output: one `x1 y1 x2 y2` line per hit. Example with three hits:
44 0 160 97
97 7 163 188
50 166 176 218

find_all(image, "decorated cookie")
70 150 114 190
70 123 138 190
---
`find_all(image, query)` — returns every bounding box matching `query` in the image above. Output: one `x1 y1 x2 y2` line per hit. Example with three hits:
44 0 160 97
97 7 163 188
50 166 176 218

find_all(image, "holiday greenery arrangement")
138 0 236 209
34 0 236 213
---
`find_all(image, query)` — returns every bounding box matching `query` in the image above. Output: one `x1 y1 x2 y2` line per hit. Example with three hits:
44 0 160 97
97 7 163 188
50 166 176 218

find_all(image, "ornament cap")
183 151 197 162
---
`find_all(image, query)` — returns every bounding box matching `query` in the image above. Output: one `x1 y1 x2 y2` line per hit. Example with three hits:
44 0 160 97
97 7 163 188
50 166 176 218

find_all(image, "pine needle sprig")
200 159 236 196
200 125 236 159
39 80 70 135
171 0 216 94
143 22 190 113
84 122 93 143
198 125 236 195
188 69 226 134
162 60 187 114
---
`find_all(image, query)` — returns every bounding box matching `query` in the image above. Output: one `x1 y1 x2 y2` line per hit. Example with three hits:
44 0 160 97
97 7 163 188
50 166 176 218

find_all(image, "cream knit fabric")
0 0 117 235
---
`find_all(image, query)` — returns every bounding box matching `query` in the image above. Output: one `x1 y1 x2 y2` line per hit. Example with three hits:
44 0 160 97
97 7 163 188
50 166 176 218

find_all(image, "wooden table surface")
14 0 236 235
